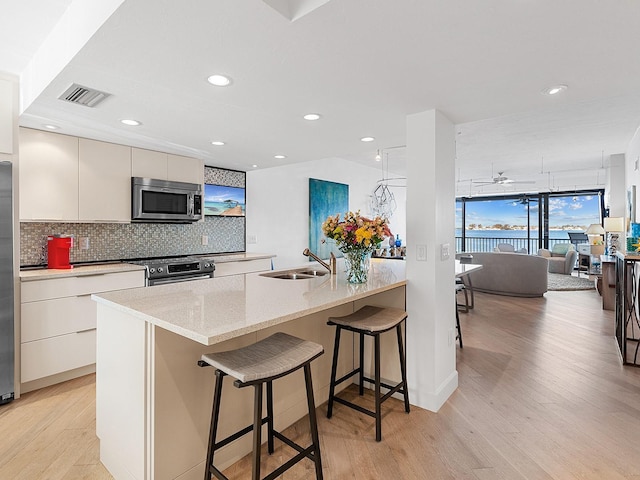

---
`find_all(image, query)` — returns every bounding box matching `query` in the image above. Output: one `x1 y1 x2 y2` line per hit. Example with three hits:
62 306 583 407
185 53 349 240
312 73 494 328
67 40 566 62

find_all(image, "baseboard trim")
408 369 458 413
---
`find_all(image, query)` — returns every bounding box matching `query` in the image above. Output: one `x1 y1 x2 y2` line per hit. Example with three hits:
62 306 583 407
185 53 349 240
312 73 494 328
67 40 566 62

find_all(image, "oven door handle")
149 274 213 286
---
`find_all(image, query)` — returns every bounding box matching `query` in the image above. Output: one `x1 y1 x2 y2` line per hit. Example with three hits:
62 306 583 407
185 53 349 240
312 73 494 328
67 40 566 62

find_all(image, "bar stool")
198 332 324 480
456 279 470 312
326 306 409 442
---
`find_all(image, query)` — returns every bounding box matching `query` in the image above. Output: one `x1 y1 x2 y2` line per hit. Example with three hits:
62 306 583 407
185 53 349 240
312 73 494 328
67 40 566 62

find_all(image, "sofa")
493 243 527 253
537 243 577 274
456 251 548 297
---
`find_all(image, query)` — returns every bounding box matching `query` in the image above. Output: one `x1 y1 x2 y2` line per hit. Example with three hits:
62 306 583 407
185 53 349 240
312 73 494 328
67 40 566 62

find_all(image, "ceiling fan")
472 172 535 186
507 195 539 205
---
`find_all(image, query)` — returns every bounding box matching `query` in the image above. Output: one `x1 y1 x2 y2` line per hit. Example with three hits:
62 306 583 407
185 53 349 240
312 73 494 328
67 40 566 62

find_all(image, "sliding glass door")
456 190 603 253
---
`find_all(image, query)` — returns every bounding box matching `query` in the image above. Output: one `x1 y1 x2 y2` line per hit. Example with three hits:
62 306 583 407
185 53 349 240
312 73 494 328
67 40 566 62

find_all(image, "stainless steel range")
131 255 216 286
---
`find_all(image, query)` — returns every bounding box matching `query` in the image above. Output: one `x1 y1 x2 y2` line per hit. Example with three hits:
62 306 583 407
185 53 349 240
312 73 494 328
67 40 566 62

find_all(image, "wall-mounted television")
204 184 246 216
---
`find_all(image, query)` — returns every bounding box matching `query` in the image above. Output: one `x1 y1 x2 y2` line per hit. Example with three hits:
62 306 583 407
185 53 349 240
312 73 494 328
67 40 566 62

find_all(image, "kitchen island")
92 258 406 480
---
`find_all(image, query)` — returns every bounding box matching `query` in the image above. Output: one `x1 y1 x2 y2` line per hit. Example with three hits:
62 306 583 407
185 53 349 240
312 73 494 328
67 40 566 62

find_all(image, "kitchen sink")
294 269 327 277
260 268 328 280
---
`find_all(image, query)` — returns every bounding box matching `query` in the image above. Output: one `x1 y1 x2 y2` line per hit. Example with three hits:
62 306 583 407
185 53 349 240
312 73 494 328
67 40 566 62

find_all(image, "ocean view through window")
456 191 604 253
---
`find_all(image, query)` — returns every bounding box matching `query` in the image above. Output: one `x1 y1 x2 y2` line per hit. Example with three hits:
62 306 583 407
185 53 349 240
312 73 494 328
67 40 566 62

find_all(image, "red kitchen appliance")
47 234 74 269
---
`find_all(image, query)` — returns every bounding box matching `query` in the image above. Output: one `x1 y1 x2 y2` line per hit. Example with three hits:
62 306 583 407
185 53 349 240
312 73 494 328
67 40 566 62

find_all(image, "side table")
615 252 640 366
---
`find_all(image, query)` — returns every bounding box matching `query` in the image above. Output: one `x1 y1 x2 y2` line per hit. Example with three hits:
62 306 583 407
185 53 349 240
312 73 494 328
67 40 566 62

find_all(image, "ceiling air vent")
58 84 111 107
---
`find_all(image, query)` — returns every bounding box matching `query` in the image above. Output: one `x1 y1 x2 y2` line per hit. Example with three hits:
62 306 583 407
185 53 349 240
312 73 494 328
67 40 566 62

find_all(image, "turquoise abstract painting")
309 178 349 260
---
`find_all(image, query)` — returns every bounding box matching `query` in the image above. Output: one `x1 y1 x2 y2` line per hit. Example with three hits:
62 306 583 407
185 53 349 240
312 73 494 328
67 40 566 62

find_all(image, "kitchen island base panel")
97 303 360 479
96 306 148 480
95 280 407 480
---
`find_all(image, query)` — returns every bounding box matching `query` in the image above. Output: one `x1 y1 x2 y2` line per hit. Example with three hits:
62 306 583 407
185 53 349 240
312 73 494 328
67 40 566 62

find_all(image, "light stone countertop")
20 262 146 281
209 252 275 263
92 258 406 346
19 252 275 281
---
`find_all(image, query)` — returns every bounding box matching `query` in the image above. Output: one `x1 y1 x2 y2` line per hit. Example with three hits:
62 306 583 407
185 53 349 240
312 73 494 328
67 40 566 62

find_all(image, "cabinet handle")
76 328 97 334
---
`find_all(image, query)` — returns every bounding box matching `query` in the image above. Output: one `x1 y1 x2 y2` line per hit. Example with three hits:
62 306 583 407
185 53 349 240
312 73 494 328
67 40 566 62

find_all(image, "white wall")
626 126 640 214
246 157 406 270
607 153 626 218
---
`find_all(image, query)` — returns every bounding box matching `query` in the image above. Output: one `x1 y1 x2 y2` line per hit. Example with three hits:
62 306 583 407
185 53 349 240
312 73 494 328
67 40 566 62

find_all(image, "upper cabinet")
19 128 79 221
168 154 204 185
132 148 204 186
131 148 167 180
19 129 204 222
0 78 14 155
79 139 131 222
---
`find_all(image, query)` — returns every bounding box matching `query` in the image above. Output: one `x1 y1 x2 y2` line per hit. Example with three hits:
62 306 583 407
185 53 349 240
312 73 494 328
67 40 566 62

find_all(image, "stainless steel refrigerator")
0 161 14 405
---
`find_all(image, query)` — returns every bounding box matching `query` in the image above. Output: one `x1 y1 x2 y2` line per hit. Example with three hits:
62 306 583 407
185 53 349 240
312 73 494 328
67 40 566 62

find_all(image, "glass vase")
343 249 371 283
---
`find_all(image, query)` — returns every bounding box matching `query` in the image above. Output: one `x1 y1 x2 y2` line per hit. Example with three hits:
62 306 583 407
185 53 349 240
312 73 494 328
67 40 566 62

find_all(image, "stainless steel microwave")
131 177 202 223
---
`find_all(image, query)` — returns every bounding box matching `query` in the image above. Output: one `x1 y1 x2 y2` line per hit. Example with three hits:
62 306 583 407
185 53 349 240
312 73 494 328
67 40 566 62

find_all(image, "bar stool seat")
326 306 410 442
198 332 324 480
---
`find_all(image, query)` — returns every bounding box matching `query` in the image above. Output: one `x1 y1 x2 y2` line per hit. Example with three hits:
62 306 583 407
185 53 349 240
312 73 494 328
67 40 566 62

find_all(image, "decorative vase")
343 249 371 283
395 234 402 247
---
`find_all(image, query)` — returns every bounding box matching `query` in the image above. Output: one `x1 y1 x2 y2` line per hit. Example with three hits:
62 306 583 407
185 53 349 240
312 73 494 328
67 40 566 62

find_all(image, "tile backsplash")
20 166 246 266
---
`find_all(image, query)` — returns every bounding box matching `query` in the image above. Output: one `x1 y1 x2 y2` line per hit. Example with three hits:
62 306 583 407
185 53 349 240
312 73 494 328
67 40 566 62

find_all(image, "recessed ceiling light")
252 164 258 168
210 141 225 146
274 154 286 159
542 84 568 95
207 74 232 87
43 124 59 130
303 113 321 121
121 119 141 126
360 136 375 142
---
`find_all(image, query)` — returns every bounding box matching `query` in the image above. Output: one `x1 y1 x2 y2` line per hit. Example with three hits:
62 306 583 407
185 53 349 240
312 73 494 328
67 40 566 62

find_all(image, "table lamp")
604 217 625 254
586 223 606 257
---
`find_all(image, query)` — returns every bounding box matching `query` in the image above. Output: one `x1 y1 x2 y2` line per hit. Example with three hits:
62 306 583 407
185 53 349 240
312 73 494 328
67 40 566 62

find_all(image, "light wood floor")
3 289 640 479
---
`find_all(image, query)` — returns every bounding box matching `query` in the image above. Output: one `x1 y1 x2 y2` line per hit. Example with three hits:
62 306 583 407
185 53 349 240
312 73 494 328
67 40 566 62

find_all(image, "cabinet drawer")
215 259 272 277
21 295 95 342
21 330 96 383
21 270 145 303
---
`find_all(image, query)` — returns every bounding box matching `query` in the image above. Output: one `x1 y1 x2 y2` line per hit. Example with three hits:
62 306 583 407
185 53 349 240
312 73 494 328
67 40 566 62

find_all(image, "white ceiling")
4 0 640 198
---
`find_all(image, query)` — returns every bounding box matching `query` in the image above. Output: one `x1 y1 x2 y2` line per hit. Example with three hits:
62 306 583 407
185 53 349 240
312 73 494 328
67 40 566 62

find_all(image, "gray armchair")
537 243 577 274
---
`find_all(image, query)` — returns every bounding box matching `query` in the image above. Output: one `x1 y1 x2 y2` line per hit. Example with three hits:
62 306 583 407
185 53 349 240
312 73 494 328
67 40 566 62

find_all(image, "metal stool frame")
198 351 323 480
326 317 410 442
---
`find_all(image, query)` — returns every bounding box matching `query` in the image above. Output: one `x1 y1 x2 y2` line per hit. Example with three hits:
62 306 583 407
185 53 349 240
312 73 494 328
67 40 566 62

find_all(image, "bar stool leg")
374 333 382 442
304 364 324 480
327 326 341 419
466 277 475 309
251 384 263 480
266 380 274 454
455 302 463 348
396 323 410 413
358 331 365 396
204 370 225 480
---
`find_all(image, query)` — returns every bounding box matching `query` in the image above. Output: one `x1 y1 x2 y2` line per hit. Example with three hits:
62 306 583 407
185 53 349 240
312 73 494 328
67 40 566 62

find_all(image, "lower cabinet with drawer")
20 269 145 391
214 258 272 277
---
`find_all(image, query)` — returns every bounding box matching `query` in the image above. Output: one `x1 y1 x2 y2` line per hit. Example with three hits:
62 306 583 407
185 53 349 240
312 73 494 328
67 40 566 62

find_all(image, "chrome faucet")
303 248 337 275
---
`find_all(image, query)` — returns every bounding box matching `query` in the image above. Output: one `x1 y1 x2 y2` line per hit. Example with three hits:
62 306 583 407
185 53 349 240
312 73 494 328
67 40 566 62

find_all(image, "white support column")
405 109 458 412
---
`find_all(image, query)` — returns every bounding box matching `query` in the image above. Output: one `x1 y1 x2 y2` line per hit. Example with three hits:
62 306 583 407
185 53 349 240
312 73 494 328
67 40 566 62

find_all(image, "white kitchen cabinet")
214 258 272 277
0 78 14 154
20 130 204 221
168 153 204 185
79 138 131 221
133 148 203 185
19 128 79 221
20 269 145 389
131 147 167 179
